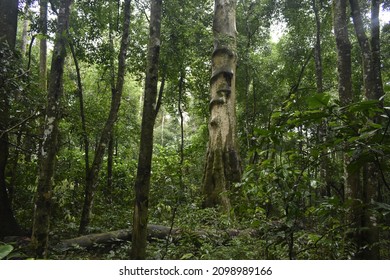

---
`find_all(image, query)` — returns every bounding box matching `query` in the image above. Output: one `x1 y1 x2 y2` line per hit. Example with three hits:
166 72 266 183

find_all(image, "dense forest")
0 0 390 260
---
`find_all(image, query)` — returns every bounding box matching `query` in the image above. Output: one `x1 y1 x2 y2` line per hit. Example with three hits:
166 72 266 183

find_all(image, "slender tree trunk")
178 72 185 178
31 0 72 259
107 132 114 203
8 129 23 206
349 0 375 99
68 39 90 178
334 0 353 106
39 0 48 91
161 113 164 145
20 3 29 55
333 0 362 258
131 0 163 260
0 0 23 239
312 0 332 198
202 0 241 211
79 0 131 234
312 0 323 94
349 0 381 259
370 0 384 103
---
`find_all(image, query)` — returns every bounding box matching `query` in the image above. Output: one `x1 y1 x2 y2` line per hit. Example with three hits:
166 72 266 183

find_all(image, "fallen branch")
55 224 258 251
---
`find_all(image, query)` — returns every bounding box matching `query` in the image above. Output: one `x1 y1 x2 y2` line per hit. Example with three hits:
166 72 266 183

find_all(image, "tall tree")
31 0 73 259
334 0 353 106
0 0 18 49
0 0 23 238
68 36 89 185
39 0 48 91
349 0 383 259
333 0 362 257
131 0 163 260
312 0 323 94
370 0 384 102
202 0 241 210
311 0 332 197
20 1 30 55
79 0 132 234
349 0 380 100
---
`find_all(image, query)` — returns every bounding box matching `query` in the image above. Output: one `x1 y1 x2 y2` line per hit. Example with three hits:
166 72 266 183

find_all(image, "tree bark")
39 0 48 91
312 0 333 198
20 2 30 55
312 0 323 94
333 0 363 258
334 0 353 106
68 39 90 179
31 0 72 259
202 0 241 211
58 225 179 251
349 0 376 99
0 0 19 49
0 0 23 239
106 132 114 203
57 224 258 252
348 0 382 259
131 0 163 260
370 0 384 103
79 0 131 234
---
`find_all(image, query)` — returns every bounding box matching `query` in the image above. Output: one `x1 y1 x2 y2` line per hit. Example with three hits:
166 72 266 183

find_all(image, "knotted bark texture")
202 0 241 211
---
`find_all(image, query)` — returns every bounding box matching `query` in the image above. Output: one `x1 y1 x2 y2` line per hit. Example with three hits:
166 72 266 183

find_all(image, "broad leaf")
307 93 331 109
0 244 13 260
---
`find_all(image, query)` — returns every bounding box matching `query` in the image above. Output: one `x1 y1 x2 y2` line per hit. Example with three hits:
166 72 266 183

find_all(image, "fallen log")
55 224 179 251
55 224 258 251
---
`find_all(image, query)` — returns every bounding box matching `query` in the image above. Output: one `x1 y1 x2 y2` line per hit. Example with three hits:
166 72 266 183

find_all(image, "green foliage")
0 244 13 260
234 92 390 259
3 0 389 260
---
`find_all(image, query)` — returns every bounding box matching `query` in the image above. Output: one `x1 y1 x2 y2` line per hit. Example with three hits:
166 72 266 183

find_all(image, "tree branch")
0 113 39 138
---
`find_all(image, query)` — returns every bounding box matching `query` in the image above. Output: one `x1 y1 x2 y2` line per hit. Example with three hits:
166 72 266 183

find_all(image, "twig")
0 112 39 138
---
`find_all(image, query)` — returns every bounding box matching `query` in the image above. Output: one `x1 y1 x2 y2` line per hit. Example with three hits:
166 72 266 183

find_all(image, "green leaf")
358 129 379 140
307 93 331 109
180 253 195 260
374 202 390 211
251 220 261 228
348 100 380 113
254 128 270 137
367 122 382 129
0 244 14 260
271 111 281 119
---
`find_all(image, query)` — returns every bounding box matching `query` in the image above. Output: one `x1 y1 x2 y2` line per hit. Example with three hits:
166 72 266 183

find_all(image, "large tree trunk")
348 0 382 259
31 0 73 259
57 225 258 252
202 0 241 211
0 0 23 239
0 0 18 49
79 0 131 234
131 0 163 260
333 0 362 257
